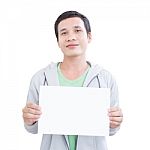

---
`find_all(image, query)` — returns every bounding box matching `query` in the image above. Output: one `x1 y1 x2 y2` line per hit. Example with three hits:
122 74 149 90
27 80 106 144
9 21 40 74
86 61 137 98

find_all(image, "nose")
66 33 76 42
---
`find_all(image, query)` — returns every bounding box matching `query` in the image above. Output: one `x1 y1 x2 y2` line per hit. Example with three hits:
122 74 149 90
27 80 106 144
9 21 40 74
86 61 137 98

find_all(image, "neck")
61 55 87 71
60 55 89 80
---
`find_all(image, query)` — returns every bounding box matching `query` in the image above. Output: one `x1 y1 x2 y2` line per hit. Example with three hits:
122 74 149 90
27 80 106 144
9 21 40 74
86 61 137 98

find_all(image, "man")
22 10 123 150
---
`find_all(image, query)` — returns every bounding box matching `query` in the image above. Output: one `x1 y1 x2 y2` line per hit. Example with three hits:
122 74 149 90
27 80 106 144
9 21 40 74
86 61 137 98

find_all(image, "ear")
87 32 92 43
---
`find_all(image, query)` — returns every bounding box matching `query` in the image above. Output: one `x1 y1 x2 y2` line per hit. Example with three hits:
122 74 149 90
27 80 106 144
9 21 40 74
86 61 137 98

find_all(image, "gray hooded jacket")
25 62 119 150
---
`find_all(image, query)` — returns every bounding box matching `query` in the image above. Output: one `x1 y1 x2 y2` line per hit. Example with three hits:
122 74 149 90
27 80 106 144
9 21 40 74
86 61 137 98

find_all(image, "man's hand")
22 102 42 125
108 107 123 128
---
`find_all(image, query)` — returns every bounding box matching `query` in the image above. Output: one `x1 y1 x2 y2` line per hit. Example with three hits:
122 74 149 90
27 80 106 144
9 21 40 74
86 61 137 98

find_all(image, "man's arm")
22 72 42 134
104 71 123 135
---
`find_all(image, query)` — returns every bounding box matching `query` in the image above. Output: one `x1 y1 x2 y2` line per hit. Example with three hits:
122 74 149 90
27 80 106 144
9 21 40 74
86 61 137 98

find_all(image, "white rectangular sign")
38 86 110 136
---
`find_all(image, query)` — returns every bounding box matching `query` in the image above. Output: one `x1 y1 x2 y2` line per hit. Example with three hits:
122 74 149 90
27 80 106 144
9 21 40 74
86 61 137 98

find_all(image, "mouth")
66 44 79 48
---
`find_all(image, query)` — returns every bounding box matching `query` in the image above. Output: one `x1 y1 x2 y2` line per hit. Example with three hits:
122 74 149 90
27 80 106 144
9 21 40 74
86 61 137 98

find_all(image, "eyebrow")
74 25 82 29
59 28 67 33
59 26 82 33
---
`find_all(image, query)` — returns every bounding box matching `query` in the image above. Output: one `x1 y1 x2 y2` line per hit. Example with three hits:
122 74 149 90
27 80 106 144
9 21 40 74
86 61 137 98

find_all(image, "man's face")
57 17 92 58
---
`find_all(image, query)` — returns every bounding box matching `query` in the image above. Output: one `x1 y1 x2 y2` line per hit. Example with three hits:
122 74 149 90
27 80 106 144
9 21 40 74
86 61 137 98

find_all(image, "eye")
61 32 67 36
75 29 82 33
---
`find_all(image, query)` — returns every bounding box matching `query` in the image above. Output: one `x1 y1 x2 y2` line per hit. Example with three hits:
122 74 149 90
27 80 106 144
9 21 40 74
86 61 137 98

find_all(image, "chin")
67 53 83 57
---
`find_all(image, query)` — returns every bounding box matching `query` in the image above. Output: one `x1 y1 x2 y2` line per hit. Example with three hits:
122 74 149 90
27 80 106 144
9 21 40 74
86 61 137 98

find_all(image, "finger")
23 107 42 115
108 107 121 112
24 118 38 125
26 102 41 111
23 112 41 119
109 116 123 123
110 121 120 128
109 110 123 117
109 109 123 117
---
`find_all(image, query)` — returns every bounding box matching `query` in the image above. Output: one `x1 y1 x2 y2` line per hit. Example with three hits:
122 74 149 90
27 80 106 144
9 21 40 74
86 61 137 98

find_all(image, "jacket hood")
43 62 103 86
83 61 103 86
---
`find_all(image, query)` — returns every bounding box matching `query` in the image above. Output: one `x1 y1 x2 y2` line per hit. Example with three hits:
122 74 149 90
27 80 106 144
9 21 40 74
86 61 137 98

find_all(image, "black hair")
54 11 91 41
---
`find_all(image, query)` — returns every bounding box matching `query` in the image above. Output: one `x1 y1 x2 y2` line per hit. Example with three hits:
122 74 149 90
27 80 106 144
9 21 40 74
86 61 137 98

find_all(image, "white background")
0 0 150 149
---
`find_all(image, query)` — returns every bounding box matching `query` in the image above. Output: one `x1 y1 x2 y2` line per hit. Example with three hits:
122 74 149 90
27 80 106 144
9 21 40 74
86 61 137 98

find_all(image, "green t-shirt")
57 63 90 150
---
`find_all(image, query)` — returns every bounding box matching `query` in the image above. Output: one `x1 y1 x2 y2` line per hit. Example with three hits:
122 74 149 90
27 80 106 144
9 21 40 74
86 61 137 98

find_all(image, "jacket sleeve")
107 72 120 136
99 70 120 136
24 73 41 134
